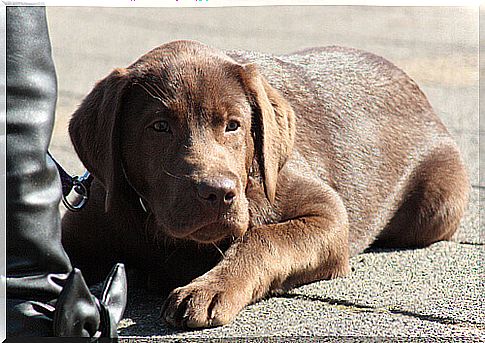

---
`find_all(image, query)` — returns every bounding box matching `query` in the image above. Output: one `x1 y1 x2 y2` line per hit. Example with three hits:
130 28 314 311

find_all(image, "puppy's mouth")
188 222 241 243
156 215 247 244
148 193 250 243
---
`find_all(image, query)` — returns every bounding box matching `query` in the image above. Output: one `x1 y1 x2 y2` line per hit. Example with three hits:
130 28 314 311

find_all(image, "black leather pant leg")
7 6 74 336
7 7 127 337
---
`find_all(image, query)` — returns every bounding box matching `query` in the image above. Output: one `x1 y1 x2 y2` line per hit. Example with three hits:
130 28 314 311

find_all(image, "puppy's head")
69 40 295 243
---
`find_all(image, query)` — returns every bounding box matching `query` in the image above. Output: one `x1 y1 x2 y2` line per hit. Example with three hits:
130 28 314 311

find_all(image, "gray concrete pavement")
45 5 482 340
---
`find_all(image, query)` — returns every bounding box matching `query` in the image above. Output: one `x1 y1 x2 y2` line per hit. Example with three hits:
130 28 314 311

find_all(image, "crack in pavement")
280 293 484 328
458 241 485 246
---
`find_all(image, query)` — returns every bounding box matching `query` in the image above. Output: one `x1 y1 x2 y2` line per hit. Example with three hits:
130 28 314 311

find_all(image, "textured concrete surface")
45 5 482 340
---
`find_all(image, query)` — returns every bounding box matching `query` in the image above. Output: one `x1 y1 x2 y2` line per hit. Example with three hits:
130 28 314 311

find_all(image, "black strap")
47 151 94 211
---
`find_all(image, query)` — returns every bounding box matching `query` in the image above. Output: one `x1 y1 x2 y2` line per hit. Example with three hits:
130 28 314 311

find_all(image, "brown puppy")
62 40 469 329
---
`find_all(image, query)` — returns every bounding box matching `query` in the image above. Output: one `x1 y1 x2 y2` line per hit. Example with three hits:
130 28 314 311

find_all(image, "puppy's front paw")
161 277 249 329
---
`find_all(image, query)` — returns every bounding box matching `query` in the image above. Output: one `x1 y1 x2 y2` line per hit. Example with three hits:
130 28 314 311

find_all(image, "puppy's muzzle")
196 177 237 208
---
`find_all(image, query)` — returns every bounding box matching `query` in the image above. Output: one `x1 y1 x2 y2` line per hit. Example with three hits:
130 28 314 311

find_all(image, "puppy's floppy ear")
239 63 296 204
69 68 130 212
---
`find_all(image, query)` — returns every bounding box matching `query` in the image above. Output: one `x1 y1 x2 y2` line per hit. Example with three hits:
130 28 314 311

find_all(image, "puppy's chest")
246 178 280 228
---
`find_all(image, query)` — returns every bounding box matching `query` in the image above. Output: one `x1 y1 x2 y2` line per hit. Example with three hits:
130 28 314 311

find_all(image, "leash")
47 151 93 212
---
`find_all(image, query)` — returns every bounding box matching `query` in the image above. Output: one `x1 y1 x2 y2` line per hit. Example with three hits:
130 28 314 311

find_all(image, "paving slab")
117 241 483 340
44 5 482 340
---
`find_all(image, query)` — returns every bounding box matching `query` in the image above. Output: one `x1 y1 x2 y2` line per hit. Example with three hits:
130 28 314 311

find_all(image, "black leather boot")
6 6 127 338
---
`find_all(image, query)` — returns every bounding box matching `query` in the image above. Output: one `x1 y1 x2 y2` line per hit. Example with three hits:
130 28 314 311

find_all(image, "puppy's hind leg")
373 146 470 248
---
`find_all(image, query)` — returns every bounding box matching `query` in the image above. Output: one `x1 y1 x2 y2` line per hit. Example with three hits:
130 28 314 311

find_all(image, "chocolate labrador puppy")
62 40 469 329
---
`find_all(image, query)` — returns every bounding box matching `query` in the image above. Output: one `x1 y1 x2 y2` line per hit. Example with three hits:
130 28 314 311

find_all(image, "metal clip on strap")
63 171 93 212
47 151 93 212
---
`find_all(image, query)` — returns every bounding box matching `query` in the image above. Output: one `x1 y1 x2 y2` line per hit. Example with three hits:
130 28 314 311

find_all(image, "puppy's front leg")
161 178 350 329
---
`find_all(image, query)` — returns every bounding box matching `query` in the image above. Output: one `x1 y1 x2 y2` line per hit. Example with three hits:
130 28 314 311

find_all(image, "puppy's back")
229 46 467 252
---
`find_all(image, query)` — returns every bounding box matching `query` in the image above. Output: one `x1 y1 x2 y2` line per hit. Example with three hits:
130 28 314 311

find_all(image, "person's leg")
7 6 126 337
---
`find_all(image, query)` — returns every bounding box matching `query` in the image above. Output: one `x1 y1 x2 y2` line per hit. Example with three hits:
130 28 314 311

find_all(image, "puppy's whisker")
134 82 163 102
151 82 168 99
144 82 166 99
212 242 226 258
159 165 191 181
161 168 183 180
143 212 154 243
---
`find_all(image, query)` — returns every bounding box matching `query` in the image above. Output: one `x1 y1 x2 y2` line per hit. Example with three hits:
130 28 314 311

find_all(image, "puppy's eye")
225 120 240 132
151 120 170 133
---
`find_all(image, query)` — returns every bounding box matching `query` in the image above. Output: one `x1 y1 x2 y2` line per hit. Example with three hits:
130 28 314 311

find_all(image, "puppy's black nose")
197 178 237 207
